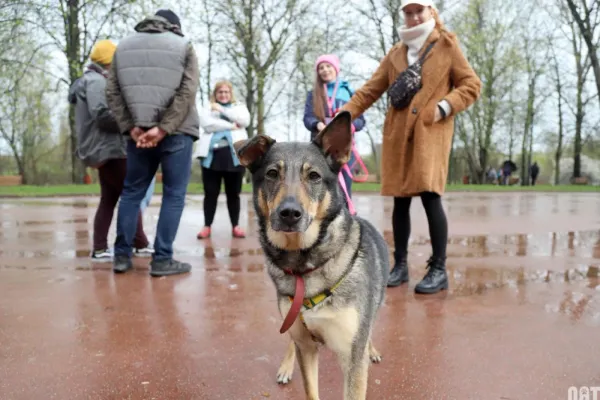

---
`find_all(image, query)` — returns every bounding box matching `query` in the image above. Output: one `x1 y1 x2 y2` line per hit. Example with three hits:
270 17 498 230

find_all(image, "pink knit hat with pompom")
315 54 340 75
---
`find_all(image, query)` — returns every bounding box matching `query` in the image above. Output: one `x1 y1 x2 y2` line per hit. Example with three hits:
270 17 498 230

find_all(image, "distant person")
502 160 513 185
530 162 539 186
68 39 152 262
303 54 366 202
193 80 250 239
106 9 200 277
340 0 481 294
487 166 497 184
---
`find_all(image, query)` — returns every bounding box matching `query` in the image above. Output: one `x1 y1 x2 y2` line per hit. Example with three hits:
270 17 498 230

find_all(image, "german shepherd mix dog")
234 111 390 400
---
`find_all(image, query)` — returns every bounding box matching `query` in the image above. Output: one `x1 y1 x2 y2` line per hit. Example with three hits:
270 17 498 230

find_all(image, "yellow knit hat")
90 40 117 65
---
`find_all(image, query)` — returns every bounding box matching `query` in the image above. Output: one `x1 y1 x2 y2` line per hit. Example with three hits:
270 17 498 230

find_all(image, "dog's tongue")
279 276 305 334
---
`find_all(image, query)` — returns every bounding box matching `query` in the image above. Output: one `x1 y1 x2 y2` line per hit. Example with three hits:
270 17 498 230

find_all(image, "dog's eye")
266 169 278 179
308 171 321 181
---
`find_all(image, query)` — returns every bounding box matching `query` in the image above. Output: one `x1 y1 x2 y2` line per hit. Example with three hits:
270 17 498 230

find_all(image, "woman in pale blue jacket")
193 80 250 239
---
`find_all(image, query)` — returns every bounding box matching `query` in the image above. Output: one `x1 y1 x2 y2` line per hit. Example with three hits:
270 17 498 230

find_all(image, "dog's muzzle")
272 198 308 232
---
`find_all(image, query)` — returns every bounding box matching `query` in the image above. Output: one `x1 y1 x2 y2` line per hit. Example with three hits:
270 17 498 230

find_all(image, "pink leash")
324 81 369 216
338 141 369 216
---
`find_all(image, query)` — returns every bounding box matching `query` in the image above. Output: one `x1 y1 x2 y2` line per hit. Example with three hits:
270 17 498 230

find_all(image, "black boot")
387 254 409 287
414 256 448 294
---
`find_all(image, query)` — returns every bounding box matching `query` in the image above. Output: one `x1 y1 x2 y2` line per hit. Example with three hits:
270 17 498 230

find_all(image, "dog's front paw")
276 363 294 384
368 342 382 363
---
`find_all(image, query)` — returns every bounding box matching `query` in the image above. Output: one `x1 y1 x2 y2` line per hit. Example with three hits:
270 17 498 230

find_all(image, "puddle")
383 230 600 259
449 264 599 297
189 247 264 259
0 218 89 228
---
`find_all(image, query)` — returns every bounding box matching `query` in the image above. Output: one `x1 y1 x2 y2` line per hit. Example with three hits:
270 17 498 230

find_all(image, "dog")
233 111 390 400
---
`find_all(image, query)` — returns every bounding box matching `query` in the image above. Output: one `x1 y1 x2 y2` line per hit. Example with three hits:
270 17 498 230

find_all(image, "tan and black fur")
234 111 390 400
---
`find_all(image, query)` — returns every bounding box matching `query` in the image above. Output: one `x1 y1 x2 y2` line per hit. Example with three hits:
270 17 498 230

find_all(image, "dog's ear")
234 134 276 171
312 111 352 166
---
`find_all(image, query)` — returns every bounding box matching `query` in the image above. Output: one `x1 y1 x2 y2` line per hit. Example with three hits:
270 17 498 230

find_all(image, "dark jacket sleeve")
85 75 120 133
158 42 200 134
67 78 81 105
105 52 135 134
303 91 321 132
352 114 366 132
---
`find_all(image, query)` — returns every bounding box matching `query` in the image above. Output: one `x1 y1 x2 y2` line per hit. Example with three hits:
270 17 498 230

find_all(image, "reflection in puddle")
449 265 599 297
547 291 596 323
382 230 600 259
201 247 263 259
448 265 600 325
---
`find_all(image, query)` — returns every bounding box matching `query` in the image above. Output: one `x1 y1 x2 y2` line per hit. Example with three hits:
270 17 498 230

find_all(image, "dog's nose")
278 201 303 226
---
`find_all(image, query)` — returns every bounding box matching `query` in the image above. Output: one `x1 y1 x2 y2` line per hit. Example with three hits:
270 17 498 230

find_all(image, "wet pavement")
1 192 599 399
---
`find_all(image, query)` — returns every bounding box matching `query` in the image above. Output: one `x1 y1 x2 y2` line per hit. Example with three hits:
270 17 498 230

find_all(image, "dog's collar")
279 264 346 335
291 278 344 310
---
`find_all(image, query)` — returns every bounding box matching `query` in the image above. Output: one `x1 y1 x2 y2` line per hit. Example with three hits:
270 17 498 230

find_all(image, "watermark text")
568 387 600 400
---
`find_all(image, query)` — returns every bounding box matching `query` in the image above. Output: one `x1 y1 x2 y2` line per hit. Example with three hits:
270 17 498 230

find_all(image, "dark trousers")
531 174 538 185
93 158 148 251
114 135 193 261
201 167 244 227
392 192 448 261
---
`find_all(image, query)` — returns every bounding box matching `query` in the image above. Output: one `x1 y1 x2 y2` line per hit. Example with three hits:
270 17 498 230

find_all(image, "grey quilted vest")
114 31 199 137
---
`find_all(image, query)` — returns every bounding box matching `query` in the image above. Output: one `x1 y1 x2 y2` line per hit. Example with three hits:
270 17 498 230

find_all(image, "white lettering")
568 386 600 400
580 386 590 400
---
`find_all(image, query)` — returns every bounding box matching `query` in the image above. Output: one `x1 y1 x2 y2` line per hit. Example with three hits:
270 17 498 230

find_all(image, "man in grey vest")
106 9 199 277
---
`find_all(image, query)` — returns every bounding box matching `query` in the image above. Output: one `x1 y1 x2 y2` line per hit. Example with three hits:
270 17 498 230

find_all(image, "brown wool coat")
342 28 482 197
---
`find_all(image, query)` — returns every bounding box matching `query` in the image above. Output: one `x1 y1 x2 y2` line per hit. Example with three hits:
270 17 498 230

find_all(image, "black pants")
392 192 448 261
531 175 538 186
202 167 244 227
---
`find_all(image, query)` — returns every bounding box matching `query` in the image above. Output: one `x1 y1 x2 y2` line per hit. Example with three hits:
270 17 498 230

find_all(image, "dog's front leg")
295 338 320 400
276 340 296 384
318 307 369 400
341 346 369 400
279 299 320 400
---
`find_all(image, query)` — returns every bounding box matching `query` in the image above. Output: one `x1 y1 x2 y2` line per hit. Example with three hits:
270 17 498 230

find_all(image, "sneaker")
232 226 246 238
91 249 112 263
113 255 132 273
134 246 154 257
149 258 191 277
196 226 211 239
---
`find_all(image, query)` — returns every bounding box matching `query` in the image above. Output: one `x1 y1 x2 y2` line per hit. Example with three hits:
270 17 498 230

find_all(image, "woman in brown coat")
341 0 481 294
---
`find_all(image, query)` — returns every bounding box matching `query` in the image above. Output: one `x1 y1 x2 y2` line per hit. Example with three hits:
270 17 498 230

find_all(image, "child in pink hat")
303 54 368 212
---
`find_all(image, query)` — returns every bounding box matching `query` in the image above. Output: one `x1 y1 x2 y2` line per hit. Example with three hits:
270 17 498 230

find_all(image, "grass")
0 182 598 197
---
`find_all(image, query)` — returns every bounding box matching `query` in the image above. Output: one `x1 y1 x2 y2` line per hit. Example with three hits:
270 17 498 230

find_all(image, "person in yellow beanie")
90 39 117 66
68 37 153 262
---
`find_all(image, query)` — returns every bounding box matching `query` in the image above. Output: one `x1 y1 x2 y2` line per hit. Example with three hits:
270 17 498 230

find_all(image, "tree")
565 0 600 112
453 0 521 183
560 4 596 179
550 43 566 185
184 0 219 105
25 0 152 183
216 0 311 138
0 38 54 184
519 30 550 186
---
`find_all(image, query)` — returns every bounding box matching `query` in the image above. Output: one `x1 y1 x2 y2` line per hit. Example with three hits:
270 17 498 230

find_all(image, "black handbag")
387 41 437 110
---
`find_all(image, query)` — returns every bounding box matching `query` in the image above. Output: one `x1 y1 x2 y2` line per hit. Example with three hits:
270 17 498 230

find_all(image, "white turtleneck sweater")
397 18 452 118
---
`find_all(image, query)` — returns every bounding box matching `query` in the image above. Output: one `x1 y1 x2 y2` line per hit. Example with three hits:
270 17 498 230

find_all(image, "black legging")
202 167 244 227
392 192 448 260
